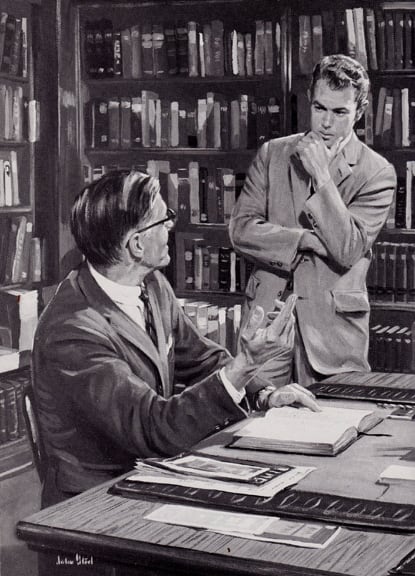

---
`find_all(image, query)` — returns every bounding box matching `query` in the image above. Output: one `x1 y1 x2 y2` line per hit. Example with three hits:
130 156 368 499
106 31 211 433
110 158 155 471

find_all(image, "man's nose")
165 219 175 231
321 111 333 127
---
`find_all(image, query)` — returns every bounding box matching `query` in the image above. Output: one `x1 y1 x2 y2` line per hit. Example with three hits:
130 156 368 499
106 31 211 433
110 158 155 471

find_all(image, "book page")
236 406 377 446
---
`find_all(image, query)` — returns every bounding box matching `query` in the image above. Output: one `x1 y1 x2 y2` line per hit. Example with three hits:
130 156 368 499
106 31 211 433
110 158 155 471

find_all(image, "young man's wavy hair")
310 54 370 119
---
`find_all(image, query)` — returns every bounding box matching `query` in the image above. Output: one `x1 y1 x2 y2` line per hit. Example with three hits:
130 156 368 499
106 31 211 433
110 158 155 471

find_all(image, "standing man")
32 169 318 509
230 54 396 386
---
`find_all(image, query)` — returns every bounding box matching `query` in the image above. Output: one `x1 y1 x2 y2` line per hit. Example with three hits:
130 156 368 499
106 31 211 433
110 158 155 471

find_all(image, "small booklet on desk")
128 453 315 498
228 406 383 456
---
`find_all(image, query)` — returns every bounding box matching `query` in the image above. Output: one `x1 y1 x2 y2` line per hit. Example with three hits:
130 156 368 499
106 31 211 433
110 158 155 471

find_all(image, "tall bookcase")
287 0 415 373
74 0 289 304
0 0 43 458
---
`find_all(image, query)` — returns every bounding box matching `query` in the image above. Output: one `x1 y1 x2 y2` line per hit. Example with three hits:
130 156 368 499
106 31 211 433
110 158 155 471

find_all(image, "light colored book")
230 405 383 456
379 464 415 485
0 346 19 373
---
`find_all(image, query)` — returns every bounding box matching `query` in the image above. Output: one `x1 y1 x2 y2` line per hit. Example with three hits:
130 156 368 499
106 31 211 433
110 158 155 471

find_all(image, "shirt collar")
88 262 142 306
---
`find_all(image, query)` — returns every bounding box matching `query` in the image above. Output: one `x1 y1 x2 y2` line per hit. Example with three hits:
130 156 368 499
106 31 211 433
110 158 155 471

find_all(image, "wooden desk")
16 399 415 576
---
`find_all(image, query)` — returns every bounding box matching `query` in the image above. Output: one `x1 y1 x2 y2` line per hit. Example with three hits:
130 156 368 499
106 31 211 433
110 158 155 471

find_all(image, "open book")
229 406 383 456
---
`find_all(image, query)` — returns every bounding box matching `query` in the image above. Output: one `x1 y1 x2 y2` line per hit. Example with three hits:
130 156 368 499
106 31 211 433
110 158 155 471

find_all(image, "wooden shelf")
0 74 29 84
176 289 244 301
0 141 28 148
0 206 32 214
85 75 278 86
370 301 415 312
86 147 255 156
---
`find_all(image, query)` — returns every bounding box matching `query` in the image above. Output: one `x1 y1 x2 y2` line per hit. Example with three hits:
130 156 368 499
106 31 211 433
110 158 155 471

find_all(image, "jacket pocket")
245 273 260 299
332 289 370 313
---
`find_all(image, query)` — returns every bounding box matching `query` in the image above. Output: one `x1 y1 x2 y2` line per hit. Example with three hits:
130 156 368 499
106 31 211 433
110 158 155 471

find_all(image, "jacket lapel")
78 264 167 393
288 138 312 223
145 276 171 397
329 131 361 188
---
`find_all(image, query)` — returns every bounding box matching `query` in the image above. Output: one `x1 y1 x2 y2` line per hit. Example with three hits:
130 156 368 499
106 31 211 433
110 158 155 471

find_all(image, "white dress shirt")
88 262 245 405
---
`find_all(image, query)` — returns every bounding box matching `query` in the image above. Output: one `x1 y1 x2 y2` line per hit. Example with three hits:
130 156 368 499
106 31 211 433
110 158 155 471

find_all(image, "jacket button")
276 261 283 267
277 290 282 297
302 257 309 263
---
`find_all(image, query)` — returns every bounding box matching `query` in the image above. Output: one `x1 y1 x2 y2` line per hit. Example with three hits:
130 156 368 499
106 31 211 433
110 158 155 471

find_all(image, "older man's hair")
310 54 370 116
70 170 160 266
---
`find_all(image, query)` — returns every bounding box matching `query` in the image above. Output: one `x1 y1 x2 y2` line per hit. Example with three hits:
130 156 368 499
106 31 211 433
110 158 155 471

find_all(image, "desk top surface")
17 398 415 576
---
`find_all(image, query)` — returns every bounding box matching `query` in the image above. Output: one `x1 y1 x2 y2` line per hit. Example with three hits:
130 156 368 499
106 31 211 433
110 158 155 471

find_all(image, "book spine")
130 24 142 79
165 24 178 75
189 161 200 224
112 30 122 77
188 21 198 77
176 22 189 75
108 97 120 148
120 97 132 149
311 15 323 67
298 15 313 74
121 27 132 79
152 24 168 78
254 20 265 75
141 23 153 77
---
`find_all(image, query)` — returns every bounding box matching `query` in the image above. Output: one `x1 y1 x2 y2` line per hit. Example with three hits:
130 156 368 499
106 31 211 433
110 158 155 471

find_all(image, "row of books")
367 242 415 303
84 18 281 79
0 287 38 372
369 323 413 373
178 298 241 357
0 12 28 77
374 87 415 149
179 240 253 295
167 163 245 225
298 6 415 74
385 163 415 230
0 368 30 446
0 150 19 206
0 216 42 285
0 83 25 142
84 92 281 150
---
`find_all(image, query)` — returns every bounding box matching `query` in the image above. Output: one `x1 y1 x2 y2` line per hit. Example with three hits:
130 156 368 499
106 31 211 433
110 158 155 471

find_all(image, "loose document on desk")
145 504 341 549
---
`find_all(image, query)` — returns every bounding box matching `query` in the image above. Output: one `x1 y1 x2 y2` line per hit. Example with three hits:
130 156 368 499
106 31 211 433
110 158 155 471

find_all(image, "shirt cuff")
219 367 246 405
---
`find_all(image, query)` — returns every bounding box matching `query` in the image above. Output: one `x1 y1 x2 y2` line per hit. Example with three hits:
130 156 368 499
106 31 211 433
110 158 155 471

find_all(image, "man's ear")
127 231 144 259
355 99 368 123
307 88 311 102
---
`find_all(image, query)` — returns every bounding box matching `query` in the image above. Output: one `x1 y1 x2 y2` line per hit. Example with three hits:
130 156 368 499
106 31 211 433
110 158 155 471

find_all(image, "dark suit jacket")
33 263 246 502
230 132 396 375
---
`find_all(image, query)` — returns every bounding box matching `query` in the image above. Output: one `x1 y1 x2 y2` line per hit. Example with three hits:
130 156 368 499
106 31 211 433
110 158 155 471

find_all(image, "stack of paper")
130 453 315 498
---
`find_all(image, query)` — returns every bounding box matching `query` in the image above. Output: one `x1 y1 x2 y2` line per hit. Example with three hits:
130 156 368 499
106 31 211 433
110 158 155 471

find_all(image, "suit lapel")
145 276 171 397
288 142 312 223
78 264 167 393
329 131 361 188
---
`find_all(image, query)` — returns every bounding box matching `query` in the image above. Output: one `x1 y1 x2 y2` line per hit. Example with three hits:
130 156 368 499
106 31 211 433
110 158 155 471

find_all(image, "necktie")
140 283 158 348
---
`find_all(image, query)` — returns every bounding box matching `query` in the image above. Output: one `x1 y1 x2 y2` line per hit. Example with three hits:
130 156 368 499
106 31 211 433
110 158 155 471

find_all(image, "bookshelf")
74 0 289 299
0 0 44 472
285 0 415 373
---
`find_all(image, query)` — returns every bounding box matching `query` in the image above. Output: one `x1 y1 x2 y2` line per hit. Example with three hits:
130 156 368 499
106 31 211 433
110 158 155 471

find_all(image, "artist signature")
56 554 94 566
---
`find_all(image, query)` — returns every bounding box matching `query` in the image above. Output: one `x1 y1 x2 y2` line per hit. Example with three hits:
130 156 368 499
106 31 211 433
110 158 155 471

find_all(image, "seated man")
32 170 318 508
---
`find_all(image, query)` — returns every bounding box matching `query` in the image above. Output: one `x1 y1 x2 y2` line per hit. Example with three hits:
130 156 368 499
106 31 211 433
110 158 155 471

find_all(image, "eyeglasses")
135 208 177 234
